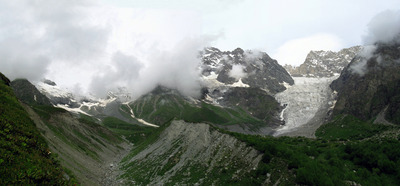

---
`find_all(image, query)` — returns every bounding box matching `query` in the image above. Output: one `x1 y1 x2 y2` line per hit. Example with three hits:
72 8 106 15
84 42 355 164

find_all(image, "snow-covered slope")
35 80 125 117
274 76 338 136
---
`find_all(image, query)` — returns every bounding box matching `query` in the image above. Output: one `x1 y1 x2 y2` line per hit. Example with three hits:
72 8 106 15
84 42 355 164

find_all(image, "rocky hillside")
120 120 263 185
331 43 400 123
284 46 361 77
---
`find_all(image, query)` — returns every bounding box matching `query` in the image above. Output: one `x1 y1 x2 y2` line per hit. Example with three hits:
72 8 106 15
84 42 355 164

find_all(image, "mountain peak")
285 46 362 77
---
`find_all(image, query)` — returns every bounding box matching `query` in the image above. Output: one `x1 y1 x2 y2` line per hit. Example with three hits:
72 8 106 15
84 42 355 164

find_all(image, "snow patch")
56 104 92 116
230 78 250 88
124 103 159 128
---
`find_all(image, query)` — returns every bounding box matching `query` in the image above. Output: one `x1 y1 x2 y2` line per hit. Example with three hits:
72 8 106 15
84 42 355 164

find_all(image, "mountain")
284 46 362 77
126 86 280 134
201 47 294 94
124 47 293 134
330 43 400 123
3 42 400 185
33 47 292 135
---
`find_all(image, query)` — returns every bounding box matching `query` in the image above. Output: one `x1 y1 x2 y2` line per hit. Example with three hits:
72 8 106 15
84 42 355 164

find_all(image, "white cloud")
272 34 343 66
229 64 247 80
362 9 400 45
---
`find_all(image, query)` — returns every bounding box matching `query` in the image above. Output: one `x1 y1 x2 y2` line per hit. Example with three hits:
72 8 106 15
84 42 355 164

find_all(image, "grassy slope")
0 74 74 185
102 116 154 143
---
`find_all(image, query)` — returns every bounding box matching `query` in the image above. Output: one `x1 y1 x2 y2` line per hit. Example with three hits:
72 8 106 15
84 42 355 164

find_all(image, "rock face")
201 47 294 94
285 46 362 77
120 120 262 185
331 43 400 123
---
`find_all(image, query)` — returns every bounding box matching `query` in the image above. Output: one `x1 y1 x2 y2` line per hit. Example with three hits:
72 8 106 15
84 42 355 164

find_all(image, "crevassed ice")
274 76 338 135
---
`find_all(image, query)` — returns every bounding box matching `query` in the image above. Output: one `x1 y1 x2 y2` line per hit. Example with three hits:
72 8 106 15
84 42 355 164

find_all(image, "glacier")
274 76 338 136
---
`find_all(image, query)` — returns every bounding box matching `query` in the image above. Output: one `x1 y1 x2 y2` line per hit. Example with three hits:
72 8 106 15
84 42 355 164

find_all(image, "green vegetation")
225 114 400 185
129 93 264 128
316 114 390 140
0 73 75 184
102 116 154 143
32 105 67 120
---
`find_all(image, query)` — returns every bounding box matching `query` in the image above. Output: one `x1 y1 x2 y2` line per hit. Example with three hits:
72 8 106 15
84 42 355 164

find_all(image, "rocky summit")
284 46 362 78
201 47 294 94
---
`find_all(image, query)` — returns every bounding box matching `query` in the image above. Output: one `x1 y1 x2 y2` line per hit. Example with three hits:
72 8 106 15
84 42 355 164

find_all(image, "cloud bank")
0 0 211 99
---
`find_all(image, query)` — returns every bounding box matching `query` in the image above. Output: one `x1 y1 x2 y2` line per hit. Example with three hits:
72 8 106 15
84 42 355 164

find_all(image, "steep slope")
0 73 73 185
285 46 362 77
9 78 132 185
120 120 263 185
331 43 400 123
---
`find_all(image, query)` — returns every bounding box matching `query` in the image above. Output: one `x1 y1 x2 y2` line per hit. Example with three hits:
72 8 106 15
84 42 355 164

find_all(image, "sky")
1 0 400 98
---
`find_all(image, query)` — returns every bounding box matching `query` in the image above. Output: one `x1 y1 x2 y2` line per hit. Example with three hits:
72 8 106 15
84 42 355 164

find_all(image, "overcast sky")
99 0 400 65
1 0 399 97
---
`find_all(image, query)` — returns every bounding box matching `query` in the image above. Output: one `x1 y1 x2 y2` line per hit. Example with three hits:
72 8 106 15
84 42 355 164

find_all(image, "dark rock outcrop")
330 43 400 123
